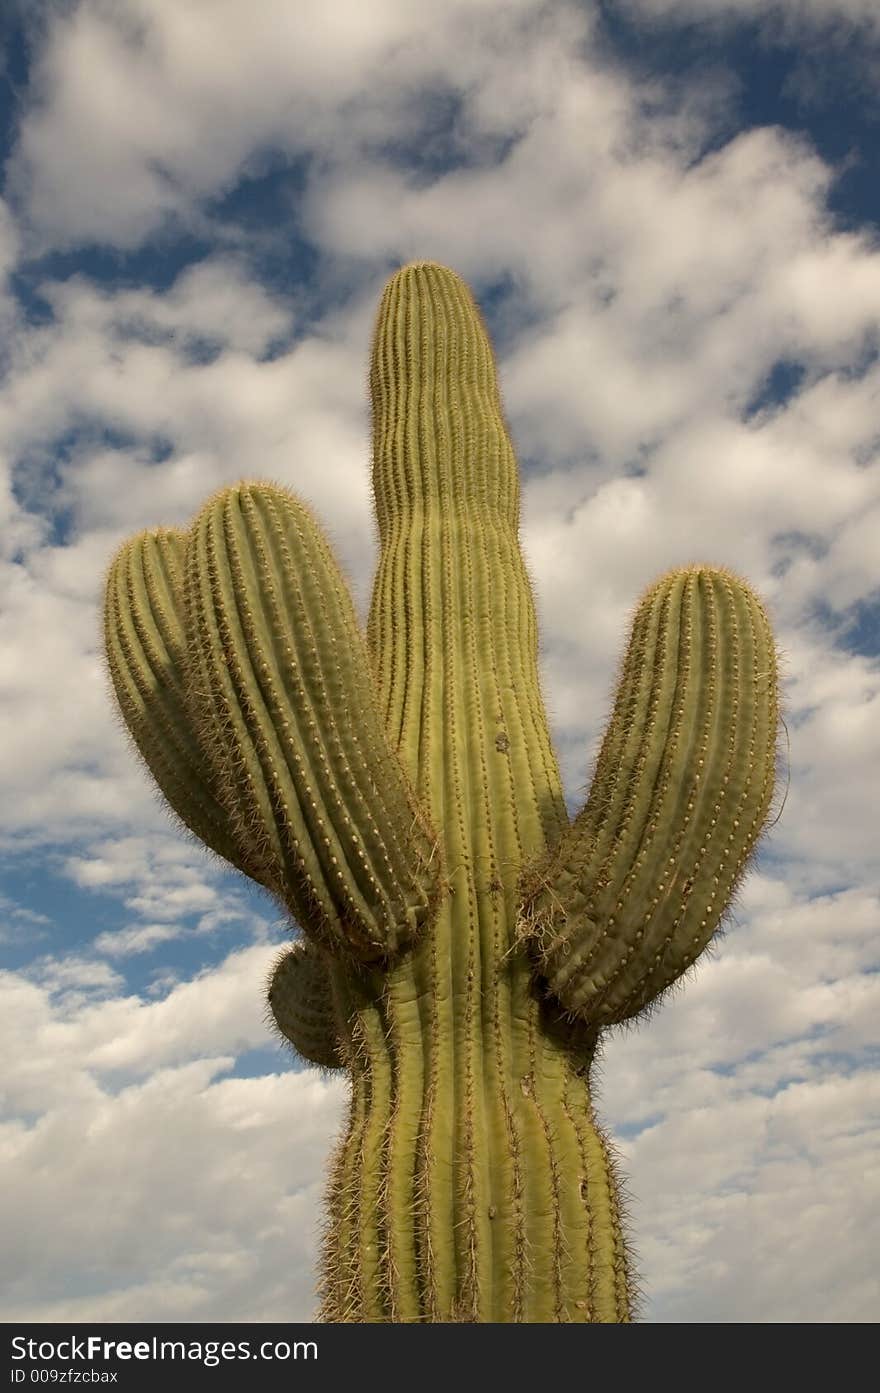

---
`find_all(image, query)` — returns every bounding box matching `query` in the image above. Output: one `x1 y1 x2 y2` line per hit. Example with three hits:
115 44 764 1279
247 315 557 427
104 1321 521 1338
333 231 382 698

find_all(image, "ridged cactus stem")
318 264 633 1320
104 259 779 1323
321 980 632 1321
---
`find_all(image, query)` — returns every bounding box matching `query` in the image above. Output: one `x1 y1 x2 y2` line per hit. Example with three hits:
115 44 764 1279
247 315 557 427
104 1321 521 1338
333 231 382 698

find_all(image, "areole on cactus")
102 260 780 1322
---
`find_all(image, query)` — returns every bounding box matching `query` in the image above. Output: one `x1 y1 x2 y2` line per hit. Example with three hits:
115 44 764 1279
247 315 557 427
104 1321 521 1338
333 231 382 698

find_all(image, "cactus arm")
103 484 442 965
366 262 568 840
358 262 583 1320
520 564 780 1027
102 526 267 882
182 480 442 963
267 939 345 1070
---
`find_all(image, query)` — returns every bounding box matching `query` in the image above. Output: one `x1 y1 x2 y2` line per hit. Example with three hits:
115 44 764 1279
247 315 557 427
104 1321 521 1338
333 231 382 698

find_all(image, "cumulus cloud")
1 949 347 1319
0 254 373 551
5 943 279 1106
6 0 563 252
3 937 344 1322
49 256 294 359
620 1070 880 1322
596 877 880 1321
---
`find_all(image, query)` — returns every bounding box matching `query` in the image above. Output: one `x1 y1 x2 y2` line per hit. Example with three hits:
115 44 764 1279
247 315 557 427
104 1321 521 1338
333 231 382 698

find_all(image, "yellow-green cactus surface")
103 261 780 1322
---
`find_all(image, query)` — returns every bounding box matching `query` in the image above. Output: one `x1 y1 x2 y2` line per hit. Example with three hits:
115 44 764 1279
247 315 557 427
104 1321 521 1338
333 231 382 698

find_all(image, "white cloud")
7 0 557 252
0 891 52 946
0 260 372 545
42 256 293 359
4 943 291 1112
92 922 183 957
2 1046 346 1320
92 903 268 958
3 939 341 1323
594 879 880 1321
620 1072 880 1322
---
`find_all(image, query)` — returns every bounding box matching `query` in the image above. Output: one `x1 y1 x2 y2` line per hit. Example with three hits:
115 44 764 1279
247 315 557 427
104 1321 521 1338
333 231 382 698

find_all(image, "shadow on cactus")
102 261 782 1322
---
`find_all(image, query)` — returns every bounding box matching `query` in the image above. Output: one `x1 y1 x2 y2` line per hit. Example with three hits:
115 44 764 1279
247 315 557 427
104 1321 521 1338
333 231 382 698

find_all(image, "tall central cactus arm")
519 564 780 1027
103 486 442 963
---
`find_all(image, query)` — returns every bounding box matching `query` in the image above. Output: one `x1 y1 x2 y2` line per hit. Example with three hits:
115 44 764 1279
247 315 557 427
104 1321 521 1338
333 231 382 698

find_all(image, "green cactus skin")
102 261 780 1322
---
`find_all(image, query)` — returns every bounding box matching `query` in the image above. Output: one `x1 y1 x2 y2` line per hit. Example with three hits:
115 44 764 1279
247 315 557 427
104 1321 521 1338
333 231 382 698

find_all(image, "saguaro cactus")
103 261 780 1322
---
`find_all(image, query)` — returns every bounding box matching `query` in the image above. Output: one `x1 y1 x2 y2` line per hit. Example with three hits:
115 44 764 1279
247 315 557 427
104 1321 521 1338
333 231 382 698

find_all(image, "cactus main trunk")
320 967 632 1321
317 263 632 1321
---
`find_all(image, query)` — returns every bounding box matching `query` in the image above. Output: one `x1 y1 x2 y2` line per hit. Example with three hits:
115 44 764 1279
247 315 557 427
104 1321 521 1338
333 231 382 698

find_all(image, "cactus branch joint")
103 260 781 1322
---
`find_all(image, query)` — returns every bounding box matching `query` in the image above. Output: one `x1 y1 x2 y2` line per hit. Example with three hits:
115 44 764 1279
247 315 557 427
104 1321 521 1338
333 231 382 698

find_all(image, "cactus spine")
103 261 779 1322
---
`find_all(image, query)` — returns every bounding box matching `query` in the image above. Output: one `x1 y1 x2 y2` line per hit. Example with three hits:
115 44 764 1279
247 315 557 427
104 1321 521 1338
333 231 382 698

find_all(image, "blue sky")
1 0 878 1323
